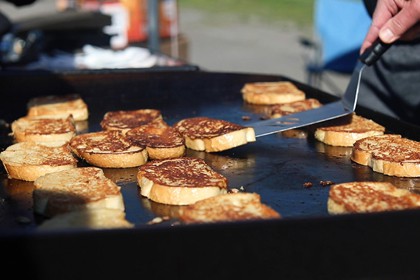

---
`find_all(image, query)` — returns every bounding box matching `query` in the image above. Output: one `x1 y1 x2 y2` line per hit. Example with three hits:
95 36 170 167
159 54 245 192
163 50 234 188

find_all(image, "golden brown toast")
125 119 185 159
173 117 256 152
33 167 125 217
328 181 420 214
137 157 228 205
269 98 322 118
0 141 77 181
352 134 420 177
314 114 385 147
69 130 148 168
38 208 134 230
241 81 306 105
100 109 162 131
179 192 281 223
11 115 76 143
27 94 89 121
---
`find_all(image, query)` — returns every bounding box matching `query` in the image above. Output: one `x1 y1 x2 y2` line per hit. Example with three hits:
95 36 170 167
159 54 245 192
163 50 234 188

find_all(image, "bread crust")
27 94 88 121
351 134 420 177
179 192 281 223
328 181 420 214
137 157 228 205
174 117 256 152
11 115 76 143
241 81 306 105
314 114 385 147
0 141 77 181
33 167 125 217
269 98 322 118
125 119 185 159
100 109 162 131
69 130 148 168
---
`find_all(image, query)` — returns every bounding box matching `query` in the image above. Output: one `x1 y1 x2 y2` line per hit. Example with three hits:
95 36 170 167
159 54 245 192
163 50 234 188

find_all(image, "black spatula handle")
360 38 392 66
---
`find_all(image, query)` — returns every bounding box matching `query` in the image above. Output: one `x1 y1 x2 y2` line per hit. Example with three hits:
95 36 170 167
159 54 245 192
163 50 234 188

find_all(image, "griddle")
1 68 420 279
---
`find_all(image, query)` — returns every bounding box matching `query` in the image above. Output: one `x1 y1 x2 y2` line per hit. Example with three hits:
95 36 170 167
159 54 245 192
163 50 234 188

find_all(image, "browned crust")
69 130 147 168
314 114 385 147
100 109 162 131
179 192 281 223
173 117 249 139
269 98 322 118
241 81 306 105
138 157 227 188
328 181 420 214
11 116 76 143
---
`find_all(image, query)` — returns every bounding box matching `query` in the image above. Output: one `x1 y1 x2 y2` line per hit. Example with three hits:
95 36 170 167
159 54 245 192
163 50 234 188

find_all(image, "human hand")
361 0 420 53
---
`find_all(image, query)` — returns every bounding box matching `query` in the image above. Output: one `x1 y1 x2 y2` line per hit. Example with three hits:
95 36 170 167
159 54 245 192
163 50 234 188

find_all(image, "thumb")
379 8 420 43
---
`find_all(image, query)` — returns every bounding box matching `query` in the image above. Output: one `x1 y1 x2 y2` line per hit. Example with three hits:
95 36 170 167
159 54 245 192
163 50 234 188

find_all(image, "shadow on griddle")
102 167 138 184
140 197 185 221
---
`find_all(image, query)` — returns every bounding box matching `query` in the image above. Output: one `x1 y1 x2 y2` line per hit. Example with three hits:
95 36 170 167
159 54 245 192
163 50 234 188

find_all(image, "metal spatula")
250 39 391 138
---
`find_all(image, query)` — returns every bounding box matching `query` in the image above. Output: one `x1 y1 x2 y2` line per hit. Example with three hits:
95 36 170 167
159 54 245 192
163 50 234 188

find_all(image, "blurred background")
1 0 370 95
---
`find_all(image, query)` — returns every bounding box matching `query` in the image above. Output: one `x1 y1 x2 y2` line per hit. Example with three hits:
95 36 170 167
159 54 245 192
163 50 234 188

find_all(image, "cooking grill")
1 68 420 279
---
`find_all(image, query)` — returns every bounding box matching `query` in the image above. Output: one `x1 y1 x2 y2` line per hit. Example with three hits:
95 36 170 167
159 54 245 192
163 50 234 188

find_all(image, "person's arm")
361 0 420 53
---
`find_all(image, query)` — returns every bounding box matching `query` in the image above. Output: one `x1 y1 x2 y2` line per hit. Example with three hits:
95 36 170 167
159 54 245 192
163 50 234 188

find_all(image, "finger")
379 1 420 43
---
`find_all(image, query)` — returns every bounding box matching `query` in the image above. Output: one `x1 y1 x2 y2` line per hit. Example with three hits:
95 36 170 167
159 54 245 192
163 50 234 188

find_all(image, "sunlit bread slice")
173 117 256 152
352 135 420 177
125 119 185 160
38 208 134 230
241 81 306 105
27 94 88 121
269 98 322 118
0 141 77 181
351 134 402 165
179 192 281 224
69 130 148 168
100 109 162 132
328 181 420 214
33 167 125 217
137 157 228 205
314 114 385 147
11 115 76 143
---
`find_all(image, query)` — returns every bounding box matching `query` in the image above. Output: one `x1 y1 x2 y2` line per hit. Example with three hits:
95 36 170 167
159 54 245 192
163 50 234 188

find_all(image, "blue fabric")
315 0 371 72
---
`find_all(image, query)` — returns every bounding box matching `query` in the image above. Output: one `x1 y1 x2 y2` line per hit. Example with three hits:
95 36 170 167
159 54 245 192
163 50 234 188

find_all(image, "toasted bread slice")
38 208 134 230
314 114 385 147
125 119 185 159
179 192 281 223
352 135 420 177
241 81 306 105
269 98 322 118
173 117 256 152
0 141 77 181
328 181 420 214
11 115 76 143
33 167 125 217
69 130 148 168
137 157 228 205
100 109 162 131
27 94 88 121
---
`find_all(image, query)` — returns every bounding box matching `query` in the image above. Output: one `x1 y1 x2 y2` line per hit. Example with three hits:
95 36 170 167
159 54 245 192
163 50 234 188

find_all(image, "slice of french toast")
38 208 134 230
137 157 228 205
269 98 322 118
100 109 162 131
241 81 306 105
27 94 89 121
125 119 185 159
69 130 148 168
173 116 256 152
328 181 420 214
33 167 125 217
11 115 76 143
179 192 281 223
314 113 385 147
352 134 420 177
0 141 77 181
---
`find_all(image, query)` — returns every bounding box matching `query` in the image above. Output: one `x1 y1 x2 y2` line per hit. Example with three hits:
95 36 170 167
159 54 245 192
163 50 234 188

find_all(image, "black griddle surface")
1 69 420 279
